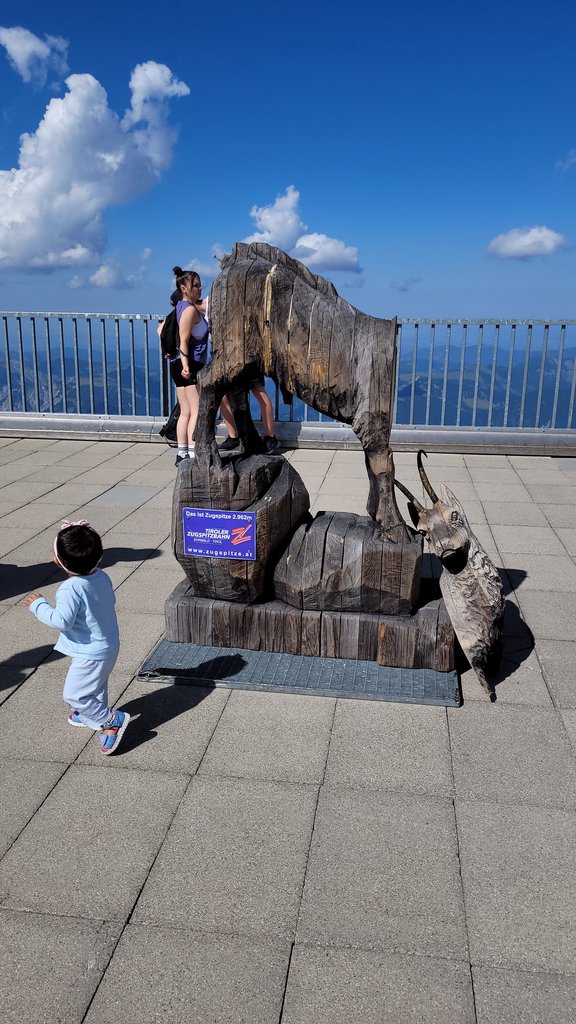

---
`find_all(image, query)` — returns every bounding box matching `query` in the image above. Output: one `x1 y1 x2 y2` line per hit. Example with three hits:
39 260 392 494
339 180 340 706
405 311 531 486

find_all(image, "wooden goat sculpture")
395 451 504 697
195 241 408 540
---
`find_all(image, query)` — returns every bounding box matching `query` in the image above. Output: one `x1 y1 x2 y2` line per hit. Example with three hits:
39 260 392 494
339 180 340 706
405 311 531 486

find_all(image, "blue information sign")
182 507 256 560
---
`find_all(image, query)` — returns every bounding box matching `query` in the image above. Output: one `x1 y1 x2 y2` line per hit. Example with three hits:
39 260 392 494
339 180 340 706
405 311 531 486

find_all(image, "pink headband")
53 519 92 572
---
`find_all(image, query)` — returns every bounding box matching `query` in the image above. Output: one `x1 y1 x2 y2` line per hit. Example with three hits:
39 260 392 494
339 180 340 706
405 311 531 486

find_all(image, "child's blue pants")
63 655 118 728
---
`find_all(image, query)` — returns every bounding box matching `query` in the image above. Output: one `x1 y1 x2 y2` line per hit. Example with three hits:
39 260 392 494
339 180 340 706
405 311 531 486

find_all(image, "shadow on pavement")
0 547 161 603
116 654 247 754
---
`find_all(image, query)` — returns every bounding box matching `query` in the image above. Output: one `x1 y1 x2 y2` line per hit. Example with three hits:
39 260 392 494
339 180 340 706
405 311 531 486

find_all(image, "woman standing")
169 266 209 465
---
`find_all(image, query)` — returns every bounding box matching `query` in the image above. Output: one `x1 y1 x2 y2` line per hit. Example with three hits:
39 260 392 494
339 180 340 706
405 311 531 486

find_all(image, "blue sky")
0 0 575 319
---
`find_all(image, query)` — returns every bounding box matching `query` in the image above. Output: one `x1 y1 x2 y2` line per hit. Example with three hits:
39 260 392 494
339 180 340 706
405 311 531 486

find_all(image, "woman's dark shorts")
169 358 205 388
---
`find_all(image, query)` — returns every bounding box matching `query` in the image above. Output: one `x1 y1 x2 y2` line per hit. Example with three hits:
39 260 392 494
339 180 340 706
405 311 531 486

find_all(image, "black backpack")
160 309 179 358
159 402 179 446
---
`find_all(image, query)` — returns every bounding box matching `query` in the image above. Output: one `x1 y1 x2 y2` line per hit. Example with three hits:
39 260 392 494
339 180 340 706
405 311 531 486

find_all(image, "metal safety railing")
2 312 576 432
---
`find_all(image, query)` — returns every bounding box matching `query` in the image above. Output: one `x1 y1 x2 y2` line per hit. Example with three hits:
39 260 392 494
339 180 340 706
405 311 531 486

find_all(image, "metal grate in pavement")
139 639 461 707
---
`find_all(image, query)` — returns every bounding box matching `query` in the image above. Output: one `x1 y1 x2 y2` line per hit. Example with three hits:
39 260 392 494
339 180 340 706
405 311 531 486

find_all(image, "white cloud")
556 150 576 173
0 26 68 85
68 261 137 290
244 186 361 274
0 62 189 270
487 226 568 260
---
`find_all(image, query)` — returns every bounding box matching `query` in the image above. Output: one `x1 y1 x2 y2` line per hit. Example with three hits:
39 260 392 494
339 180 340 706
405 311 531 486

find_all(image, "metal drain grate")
139 639 461 707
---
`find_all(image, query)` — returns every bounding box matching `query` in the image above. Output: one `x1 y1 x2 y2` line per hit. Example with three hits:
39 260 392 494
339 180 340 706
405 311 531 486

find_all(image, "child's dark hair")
56 524 103 575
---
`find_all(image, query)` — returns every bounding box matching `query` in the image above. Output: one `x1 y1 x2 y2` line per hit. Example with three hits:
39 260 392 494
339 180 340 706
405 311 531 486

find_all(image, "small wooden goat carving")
395 451 504 697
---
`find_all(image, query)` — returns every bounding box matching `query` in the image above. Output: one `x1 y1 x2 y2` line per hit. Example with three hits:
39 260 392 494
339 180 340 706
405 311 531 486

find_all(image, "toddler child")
24 519 130 755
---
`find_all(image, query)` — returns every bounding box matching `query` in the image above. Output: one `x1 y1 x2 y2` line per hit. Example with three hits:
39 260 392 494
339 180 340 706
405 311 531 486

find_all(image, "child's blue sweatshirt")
28 569 119 660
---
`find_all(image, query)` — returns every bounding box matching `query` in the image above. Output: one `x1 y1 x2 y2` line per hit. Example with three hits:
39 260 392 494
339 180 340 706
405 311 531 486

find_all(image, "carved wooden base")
165 581 454 671
274 511 422 614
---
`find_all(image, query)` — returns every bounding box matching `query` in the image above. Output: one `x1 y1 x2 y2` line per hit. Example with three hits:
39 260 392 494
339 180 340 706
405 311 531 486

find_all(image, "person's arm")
25 583 83 630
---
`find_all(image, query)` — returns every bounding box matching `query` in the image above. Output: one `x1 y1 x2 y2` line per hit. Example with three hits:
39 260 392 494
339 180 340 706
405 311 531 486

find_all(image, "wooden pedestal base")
165 581 454 671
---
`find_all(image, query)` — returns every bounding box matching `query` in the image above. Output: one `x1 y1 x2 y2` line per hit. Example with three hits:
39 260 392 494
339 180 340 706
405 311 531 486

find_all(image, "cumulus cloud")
487 226 568 260
244 186 361 274
0 61 189 270
69 260 141 290
0 26 68 86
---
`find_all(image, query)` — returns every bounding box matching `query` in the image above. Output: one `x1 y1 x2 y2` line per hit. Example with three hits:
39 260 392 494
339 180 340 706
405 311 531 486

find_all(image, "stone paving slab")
198 689 335 785
505 554 576 591
539 503 576 527
555 526 576 555
448 704 576 810
296 788 467 958
84 484 164 508
535 639 576 707
560 708 576 754
281 946 475 1024
84 924 290 1024
472 480 532 503
0 662 40 706
132 776 318 938
525 483 576 504
77 680 230 773
0 765 188 919
515 590 576 641
0 910 123 1024
481 500 549 526
456 799 576 974
491 524 567 555
472 965 576 1024
323 699 453 796
39 482 113 506
459 631 552 706
0 758 66 857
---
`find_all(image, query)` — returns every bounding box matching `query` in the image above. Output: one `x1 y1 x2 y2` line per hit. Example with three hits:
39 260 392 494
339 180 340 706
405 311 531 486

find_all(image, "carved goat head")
395 450 472 571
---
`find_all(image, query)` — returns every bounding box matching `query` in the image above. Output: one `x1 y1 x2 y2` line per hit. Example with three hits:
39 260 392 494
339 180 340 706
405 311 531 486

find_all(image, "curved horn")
394 478 425 513
417 449 439 504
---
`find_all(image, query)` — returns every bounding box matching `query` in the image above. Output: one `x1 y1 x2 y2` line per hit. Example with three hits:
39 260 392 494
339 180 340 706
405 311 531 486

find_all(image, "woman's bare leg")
252 384 275 437
176 385 191 448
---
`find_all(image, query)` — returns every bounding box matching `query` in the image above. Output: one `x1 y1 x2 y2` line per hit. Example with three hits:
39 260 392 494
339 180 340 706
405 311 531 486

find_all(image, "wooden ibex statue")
195 241 408 541
395 451 504 697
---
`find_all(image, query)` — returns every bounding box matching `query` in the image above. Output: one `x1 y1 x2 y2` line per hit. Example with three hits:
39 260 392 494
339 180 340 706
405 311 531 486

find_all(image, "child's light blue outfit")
29 569 120 729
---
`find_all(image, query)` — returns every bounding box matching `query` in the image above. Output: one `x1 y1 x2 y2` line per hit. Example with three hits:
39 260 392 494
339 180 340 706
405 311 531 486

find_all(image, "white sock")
187 446 196 459
177 445 188 458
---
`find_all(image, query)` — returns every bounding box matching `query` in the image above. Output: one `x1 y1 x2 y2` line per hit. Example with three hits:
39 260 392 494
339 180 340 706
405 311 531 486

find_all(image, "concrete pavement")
0 436 576 1022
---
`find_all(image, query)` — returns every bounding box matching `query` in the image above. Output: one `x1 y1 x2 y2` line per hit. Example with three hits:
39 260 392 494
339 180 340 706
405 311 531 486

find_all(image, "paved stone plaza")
0 436 575 1023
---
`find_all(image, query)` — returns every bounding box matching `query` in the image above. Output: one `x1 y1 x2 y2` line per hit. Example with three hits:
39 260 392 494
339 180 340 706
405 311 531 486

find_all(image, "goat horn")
394 478 425 513
417 449 439 504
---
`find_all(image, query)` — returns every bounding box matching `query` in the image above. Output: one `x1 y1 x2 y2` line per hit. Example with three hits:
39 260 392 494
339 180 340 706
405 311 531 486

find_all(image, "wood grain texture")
172 453 310 603
164 589 454 670
273 511 422 614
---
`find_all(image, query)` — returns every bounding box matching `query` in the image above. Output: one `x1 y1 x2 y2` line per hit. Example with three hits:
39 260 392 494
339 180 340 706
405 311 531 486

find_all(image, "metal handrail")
1 312 576 432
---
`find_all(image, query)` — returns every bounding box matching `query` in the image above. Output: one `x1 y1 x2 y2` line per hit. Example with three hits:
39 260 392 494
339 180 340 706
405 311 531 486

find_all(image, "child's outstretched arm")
25 587 82 630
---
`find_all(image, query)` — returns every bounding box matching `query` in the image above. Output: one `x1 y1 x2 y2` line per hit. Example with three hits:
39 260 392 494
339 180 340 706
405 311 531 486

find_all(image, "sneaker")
219 436 241 451
175 454 189 466
263 435 281 453
68 710 91 728
98 710 131 755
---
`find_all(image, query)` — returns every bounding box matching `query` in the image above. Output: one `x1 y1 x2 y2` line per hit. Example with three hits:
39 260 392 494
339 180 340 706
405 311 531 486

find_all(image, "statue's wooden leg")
194 377 222 468
365 449 411 541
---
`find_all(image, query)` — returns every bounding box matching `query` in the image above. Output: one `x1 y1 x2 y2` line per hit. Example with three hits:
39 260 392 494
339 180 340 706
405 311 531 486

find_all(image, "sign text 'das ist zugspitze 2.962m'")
182 508 256 560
